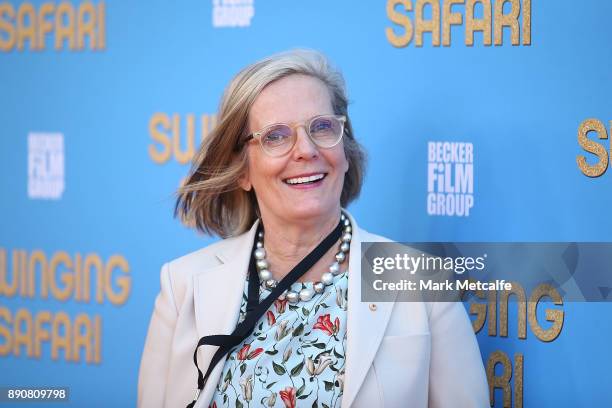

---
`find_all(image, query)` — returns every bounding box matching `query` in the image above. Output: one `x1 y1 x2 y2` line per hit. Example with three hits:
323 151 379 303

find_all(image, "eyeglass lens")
260 116 343 156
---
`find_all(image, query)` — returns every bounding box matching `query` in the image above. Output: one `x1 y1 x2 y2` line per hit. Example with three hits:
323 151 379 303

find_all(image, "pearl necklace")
253 213 352 303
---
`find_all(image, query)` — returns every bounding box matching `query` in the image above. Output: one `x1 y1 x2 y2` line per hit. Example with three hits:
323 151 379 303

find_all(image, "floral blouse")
209 270 349 408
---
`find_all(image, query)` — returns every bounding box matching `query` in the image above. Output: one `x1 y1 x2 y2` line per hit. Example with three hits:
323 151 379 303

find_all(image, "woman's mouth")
283 173 327 186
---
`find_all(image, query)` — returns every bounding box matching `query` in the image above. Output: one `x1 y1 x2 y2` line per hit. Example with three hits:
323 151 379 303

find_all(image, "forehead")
248 74 334 130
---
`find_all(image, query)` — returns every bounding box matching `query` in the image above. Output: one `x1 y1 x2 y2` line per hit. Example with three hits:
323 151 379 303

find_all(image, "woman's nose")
292 126 319 160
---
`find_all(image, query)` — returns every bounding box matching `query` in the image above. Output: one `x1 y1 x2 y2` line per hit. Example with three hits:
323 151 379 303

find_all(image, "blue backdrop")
1 0 611 406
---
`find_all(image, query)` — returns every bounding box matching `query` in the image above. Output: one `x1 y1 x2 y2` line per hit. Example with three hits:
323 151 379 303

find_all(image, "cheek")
248 152 285 187
330 149 349 174
341 154 349 173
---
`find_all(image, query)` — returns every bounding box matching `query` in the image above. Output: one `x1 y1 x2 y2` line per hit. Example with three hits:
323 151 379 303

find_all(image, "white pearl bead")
344 226 352 233
256 259 269 269
342 233 352 243
343 219 350 226
287 291 299 303
340 213 346 221
256 241 263 248
340 242 350 253
313 282 325 293
254 248 266 260
265 279 277 289
259 269 272 281
299 288 314 302
258 231 264 238
321 272 334 285
329 262 340 275
335 252 346 263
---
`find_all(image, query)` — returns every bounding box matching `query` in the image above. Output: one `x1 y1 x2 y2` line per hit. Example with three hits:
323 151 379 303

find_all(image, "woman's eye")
264 131 287 143
312 120 333 132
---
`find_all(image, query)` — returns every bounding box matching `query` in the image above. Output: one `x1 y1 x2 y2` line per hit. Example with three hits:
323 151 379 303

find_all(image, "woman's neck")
259 211 342 281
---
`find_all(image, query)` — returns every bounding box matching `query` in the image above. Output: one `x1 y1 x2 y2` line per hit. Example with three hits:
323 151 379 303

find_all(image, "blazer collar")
341 211 395 408
192 212 395 408
192 220 259 408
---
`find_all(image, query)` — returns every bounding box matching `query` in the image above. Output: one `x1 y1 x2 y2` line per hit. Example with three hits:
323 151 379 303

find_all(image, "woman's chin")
281 205 340 223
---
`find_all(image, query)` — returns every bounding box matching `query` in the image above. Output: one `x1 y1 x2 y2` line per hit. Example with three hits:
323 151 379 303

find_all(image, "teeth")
285 174 325 185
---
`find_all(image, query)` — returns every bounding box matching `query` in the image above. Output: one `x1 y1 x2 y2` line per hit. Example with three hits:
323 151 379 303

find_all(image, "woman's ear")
238 170 252 191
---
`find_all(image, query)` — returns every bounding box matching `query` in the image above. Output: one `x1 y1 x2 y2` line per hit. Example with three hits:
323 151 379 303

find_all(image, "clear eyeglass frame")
239 114 347 157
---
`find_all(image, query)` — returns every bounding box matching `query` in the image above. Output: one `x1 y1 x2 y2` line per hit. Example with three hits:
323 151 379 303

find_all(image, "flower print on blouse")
209 270 349 408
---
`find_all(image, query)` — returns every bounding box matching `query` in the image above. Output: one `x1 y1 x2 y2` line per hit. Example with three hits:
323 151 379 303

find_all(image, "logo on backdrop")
427 141 474 216
28 132 65 200
0 1 106 52
577 118 611 178
0 248 130 363
148 113 217 165
385 0 531 47
212 0 254 28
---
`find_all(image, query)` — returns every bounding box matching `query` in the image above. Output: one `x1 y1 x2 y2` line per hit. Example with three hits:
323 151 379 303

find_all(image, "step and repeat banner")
1 1 611 407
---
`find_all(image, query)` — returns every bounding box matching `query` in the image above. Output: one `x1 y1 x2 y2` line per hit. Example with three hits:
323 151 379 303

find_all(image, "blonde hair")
175 49 366 238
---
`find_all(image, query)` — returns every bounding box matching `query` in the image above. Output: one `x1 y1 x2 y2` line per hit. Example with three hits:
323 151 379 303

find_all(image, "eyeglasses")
239 114 347 157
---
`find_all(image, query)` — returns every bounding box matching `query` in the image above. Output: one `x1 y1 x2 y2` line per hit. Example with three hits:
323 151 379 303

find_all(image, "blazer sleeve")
138 263 178 408
427 301 489 408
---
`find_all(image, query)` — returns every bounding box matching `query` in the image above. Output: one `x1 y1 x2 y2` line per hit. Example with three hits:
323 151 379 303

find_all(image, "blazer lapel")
192 221 259 408
342 213 396 408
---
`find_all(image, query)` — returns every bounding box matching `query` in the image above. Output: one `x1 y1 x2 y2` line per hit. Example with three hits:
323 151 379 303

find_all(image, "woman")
138 50 488 408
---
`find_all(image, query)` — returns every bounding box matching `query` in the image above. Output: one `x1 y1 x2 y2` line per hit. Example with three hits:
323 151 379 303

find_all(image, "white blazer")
138 212 489 408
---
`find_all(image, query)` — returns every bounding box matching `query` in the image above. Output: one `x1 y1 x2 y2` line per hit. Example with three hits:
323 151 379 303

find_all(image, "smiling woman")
237 74 350 265
172 50 365 240
138 50 489 408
